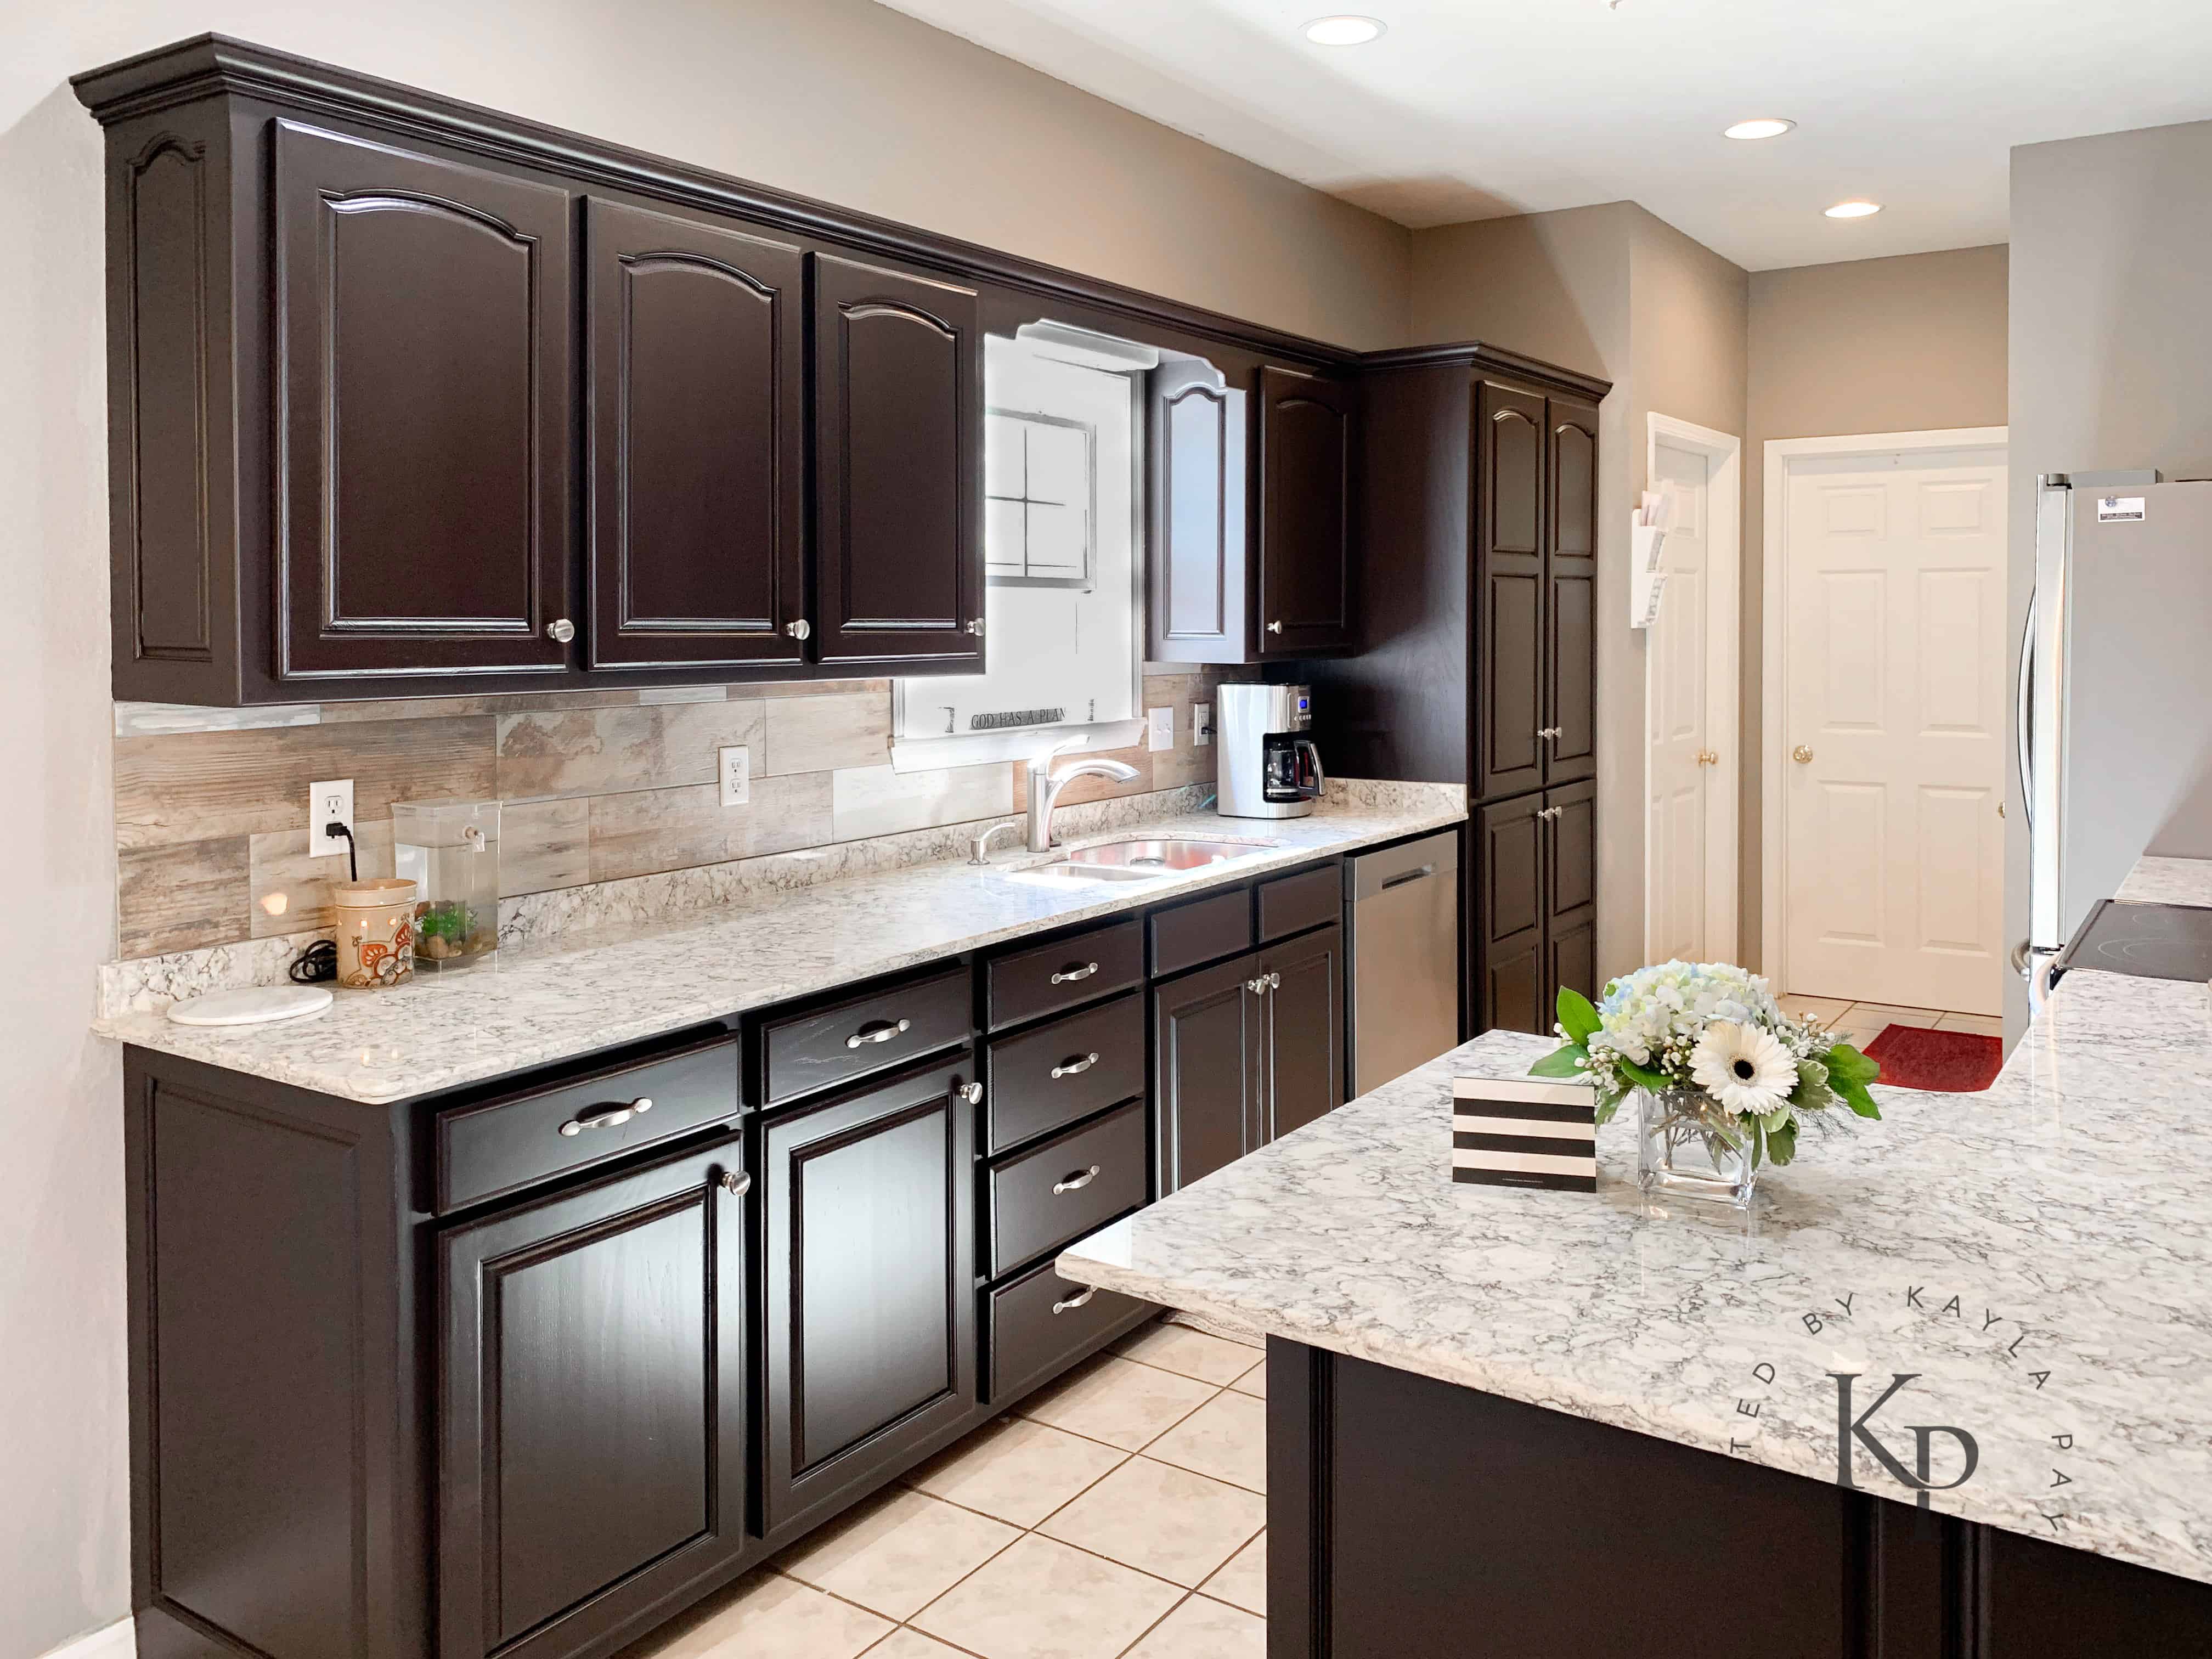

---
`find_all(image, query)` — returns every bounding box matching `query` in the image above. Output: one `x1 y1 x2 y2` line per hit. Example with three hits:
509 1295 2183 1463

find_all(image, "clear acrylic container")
392 800 501 971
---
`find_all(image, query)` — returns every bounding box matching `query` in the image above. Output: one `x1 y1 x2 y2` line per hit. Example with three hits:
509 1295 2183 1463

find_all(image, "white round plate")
166 984 335 1027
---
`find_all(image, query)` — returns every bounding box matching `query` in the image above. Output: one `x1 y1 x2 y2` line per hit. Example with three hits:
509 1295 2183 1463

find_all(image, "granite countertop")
95 797 1463 1105
2115 853 2212 908
1062 967 2212 1587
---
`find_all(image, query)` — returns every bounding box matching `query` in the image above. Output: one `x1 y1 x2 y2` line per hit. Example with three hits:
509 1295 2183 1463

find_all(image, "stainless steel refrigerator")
2021 473 2212 990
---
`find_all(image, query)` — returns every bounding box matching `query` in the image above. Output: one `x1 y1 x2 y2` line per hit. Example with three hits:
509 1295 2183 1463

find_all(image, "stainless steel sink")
1005 861 1164 884
1060 837 1275 871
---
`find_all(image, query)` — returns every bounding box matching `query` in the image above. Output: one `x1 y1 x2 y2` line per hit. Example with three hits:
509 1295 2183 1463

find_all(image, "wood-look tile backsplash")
111 674 1243 958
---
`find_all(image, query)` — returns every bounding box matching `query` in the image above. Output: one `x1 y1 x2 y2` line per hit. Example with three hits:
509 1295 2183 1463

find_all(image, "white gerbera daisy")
1689 1021 1796 1117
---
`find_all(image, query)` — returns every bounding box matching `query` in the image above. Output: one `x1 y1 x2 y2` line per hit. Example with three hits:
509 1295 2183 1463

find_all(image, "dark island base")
1264 1339 2212 1659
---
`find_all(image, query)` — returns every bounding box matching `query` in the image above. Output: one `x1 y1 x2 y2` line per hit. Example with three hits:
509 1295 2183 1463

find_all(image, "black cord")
290 940 336 984
327 821 358 883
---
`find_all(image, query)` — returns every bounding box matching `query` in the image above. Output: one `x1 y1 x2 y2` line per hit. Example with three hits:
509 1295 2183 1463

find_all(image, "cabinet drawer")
436 1030 741 1212
1149 888 1255 979
986 1257 1150 1404
1257 861 1340 943
988 1098 1148 1279
763 967 971 1105
985 992 1146 1155
988 917 1144 1032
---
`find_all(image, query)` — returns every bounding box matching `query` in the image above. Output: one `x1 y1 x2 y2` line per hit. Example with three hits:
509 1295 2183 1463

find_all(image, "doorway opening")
1643 414 1742 967
1761 427 2009 1016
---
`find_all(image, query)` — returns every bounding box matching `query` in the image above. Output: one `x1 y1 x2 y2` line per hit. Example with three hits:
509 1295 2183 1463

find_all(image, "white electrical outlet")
309 779 355 856
1147 706 1175 752
718 745 751 807
1193 703 1213 747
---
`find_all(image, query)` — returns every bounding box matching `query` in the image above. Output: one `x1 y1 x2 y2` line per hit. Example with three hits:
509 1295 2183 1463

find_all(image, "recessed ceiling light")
1723 118 1795 141
1824 200 1883 219
1304 15 1386 45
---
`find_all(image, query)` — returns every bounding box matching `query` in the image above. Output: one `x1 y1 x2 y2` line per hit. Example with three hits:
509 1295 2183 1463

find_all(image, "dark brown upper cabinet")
1476 380 1548 800
438 1136 749 1659
1146 363 1248 664
275 121 574 682
1545 399 1601 787
1255 364 1356 657
585 199 806 670
813 255 983 669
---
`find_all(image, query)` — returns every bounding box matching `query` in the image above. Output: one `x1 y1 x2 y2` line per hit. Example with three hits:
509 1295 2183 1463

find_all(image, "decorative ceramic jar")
1635 1085 1758 1209
331 878 416 989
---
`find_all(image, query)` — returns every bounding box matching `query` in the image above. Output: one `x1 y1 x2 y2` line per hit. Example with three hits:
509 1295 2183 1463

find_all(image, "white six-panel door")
1780 449 2007 1013
1649 438 1715 961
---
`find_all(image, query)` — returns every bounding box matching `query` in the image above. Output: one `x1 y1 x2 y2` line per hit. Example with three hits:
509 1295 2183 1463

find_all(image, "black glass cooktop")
2054 898 2212 983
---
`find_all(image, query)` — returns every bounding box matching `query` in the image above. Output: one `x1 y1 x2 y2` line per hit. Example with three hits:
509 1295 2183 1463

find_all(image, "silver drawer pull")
1051 1052 1100 1079
1052 1286 1098 1314
847 1017 912 1049
559 1097 652 1136
1052 1165 1102 1195
1049 961 1101 985
719 1170 752 1197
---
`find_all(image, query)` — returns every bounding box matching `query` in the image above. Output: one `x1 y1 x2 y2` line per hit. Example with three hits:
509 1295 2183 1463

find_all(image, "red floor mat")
1861 1024 2002 1092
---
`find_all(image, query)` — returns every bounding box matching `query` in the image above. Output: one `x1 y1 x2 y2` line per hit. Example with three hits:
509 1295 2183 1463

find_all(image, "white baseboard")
37 1617 133 1659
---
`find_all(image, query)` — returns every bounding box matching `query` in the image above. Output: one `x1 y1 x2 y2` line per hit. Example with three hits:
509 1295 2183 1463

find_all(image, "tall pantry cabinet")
1298 345 1610 1037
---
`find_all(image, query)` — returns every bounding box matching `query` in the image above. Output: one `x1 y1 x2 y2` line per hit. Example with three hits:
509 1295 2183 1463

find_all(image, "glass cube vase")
1636 1087 1759 1209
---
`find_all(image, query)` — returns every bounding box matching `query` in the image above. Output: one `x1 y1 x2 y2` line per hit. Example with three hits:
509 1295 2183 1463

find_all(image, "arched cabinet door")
1256 364 1357 657
1545 398 1600 786
812 255 983 668
585 200 806 669
1475 380 1548 800
273 121 572 680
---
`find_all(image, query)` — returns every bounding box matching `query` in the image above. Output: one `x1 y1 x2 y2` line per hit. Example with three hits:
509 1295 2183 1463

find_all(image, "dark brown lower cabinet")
439 1137 750 1659
1154 923 1345 1196
1476 783 1595 1034
763 1056 977 1536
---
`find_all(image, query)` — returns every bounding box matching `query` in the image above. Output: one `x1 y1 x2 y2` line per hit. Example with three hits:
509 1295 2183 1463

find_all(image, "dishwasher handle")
1379 862 1437 892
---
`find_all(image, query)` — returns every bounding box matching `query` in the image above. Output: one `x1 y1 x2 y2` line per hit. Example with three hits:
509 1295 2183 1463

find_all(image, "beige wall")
1744 246 2010 969
0 1 1411 1649
2006 118 2212 1032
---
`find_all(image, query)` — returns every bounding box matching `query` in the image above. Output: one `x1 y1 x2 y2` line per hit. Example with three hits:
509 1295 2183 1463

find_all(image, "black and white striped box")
1451 1076 1598 1193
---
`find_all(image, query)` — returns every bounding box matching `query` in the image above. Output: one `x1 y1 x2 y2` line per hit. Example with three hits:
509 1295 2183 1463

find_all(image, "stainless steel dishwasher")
1345 831 1461 1097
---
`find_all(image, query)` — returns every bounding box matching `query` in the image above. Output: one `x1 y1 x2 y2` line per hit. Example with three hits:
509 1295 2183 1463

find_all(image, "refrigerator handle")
2015 587 2036 830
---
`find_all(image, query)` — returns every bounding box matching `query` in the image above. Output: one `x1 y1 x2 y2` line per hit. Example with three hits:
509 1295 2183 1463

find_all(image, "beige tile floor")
621 1319 1269 1659
1776 994 2003 1053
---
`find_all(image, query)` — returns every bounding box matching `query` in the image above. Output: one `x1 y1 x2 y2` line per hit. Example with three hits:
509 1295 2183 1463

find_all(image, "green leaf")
1835 1074 1883 1120
1593 1093 1622 1127
1792 1057 1838 1115
1746 1121 1764 1171
1530 1043 1588 1079
1825 1043 1881 1087
1555 986 1602 1046
1767 1119 1799 1165
1617 1056 1671 1093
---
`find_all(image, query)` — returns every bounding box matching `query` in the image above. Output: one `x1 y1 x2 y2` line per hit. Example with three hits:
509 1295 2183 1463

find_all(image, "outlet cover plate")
309 779 355 857
719 745 751 807
1147 707 1175 752
1193 703 1213 747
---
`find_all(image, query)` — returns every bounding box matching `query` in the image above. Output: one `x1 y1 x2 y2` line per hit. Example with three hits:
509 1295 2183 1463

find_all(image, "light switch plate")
718 745 751 806
309 780 354 857
1147 707 1175 752
1193 703 1213 747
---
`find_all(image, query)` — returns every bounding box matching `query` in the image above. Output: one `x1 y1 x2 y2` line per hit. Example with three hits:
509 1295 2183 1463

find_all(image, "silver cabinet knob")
1246 977 1269 995
546 617 575 644
1267 620 1284 635
965 618 986 636
1266 972 1281 991
1052 1165 1102 1195
785 618 812 641
560 1096 651 1136
719 1169 752 1197
957 1081 984 1105
1539 726 1563 740
1793 744 1814 764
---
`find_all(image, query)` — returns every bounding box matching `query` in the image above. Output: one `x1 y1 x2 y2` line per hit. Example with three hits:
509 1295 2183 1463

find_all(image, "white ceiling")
873 0 2212 270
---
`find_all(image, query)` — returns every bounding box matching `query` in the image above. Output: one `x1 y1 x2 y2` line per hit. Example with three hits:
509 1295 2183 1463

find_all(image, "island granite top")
1061 967 2212 1588
95 798 1461 1105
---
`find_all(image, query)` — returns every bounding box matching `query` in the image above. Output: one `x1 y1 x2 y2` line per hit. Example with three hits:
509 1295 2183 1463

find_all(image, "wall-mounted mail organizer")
1629 520 1668 630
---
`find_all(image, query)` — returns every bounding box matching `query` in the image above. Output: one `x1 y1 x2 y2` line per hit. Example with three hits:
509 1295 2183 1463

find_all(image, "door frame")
1759 426 2010 986
1643 413 1743 963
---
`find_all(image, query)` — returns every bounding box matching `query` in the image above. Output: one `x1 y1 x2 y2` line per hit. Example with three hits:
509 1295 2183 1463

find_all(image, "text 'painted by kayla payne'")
1727 1283 2085 1536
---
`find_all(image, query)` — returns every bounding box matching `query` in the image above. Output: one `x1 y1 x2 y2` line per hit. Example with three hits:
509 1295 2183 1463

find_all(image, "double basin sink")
1004 837 1277 885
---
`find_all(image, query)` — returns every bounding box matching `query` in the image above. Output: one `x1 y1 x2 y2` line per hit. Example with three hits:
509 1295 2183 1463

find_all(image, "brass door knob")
1792 744 1814 764
1696 749 1719 766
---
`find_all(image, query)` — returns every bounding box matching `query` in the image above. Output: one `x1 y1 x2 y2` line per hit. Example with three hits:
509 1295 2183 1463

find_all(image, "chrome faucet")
1025 738 1139 851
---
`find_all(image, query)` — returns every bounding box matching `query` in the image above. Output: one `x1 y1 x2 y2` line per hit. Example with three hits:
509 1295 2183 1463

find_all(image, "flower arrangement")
1530 962 1880 1172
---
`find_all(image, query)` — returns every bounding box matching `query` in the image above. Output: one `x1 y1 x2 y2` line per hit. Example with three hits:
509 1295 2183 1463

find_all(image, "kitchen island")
1060 967 2212 1657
